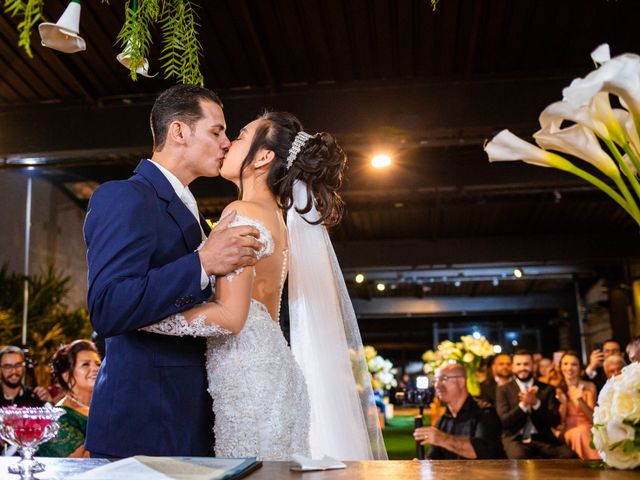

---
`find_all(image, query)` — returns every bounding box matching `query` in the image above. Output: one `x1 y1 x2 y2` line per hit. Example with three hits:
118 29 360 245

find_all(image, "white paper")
290 454 347 471
68 456 249 480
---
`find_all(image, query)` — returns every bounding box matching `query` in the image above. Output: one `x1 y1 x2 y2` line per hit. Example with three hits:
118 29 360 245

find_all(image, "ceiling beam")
333 233 640 269
0 74 574 160
352 292 571 317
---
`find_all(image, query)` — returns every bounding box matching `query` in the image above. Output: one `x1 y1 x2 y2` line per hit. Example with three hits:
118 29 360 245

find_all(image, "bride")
143 111 386 461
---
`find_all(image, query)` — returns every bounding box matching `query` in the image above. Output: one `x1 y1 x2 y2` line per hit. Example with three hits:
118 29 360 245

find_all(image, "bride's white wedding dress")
143 214 311 460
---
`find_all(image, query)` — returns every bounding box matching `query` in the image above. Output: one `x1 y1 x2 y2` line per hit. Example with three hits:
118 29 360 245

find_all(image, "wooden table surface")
0 457 637 479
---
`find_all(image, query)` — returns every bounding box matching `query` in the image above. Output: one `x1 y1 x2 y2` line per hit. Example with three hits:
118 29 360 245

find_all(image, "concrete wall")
0 170 87 310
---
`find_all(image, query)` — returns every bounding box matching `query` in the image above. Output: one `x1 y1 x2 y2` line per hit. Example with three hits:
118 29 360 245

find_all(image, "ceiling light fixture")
39 0 86 53
371 154 391 169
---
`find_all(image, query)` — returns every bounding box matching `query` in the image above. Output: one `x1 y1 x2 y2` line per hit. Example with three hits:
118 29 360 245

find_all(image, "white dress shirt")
149 160 209 290
514 377 540 437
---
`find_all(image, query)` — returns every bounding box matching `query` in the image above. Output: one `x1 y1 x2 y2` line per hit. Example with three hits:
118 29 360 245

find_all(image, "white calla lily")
563 48 640 123
591 43 611 64
533 124 619 179
486 130 637 222
485 129 576 171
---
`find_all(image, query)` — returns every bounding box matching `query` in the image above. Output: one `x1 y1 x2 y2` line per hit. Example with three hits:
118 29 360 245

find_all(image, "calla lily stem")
566 164 640 225
602 138 640 218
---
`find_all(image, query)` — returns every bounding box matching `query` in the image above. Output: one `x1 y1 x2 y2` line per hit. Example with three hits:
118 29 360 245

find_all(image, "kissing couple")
83 85 387 461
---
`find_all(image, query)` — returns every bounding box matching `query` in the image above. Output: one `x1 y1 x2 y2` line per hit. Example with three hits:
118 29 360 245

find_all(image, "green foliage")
3 0 205 85
115 0 204 85
3 0 44 58
0 265 93 386
116 0 159 81
158 0 203 86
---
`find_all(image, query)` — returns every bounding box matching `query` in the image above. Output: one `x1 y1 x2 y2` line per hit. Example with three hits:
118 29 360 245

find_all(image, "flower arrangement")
422 335 496 396
591 362 640 469
485 44 640 227
365 346 398 392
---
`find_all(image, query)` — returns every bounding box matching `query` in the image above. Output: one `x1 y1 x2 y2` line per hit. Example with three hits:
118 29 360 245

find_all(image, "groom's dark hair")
151 85 222 151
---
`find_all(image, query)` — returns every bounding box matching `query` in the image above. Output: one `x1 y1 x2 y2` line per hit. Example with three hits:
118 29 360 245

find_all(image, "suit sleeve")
85 181 207 337
496 384 526 434
531 384 561 428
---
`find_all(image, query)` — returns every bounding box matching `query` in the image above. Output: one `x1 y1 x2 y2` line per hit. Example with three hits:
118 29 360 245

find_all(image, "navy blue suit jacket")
84 160 214 457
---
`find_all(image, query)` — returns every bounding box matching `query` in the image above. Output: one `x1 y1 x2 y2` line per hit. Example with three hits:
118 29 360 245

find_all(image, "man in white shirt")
496 349 575 459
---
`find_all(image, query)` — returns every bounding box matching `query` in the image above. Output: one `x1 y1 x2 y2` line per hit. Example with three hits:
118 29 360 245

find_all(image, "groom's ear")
168 121 190 145
254 149 275 169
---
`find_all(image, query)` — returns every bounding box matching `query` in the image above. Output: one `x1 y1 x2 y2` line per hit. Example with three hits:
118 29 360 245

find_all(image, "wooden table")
0 458 637 479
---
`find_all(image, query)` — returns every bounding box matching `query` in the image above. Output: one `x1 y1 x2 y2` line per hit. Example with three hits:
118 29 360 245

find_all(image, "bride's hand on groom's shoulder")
198 210 262 276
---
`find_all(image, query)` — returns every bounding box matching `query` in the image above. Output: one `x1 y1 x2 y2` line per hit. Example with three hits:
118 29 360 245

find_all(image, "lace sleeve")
221 213 274 282
141 312 232 337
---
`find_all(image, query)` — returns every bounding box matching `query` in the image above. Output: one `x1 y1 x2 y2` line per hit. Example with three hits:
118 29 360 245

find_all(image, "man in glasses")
413 362 505 459
0 346 51 408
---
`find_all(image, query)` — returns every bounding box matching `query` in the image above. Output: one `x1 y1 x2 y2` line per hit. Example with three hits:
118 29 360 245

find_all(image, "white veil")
287 180 388 461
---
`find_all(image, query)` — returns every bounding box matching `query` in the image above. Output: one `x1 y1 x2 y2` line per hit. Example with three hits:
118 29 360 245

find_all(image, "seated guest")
0 346 51 407
496 349 575 459
603 354 626 379
556 351 599 460
479 353 512 406
584 339 621 391
413 363 505 459
627 337 640 363
536 357 552 384
532 352 543 376
37 340 101 458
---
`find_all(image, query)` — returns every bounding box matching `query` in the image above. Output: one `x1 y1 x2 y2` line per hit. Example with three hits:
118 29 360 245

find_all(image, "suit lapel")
135 159 203 251
167 197 203 250
200 213 211 237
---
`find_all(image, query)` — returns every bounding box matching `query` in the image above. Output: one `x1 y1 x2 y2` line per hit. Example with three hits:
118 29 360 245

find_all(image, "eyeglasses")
0 362 25 372
434 375 465 383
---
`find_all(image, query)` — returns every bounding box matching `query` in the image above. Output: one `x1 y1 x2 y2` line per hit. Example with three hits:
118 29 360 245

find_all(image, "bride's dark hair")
238 111 346 227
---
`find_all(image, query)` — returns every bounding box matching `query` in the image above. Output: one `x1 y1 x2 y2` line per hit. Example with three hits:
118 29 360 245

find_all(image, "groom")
84 85 260 457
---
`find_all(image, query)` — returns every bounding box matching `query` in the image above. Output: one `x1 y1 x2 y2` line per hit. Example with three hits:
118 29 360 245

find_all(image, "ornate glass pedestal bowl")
0 406 65 479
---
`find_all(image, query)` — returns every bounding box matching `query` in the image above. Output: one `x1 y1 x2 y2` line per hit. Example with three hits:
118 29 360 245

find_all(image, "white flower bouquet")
592 362 640 469
365 346 398 391
485 44 640 227
422 335 496 396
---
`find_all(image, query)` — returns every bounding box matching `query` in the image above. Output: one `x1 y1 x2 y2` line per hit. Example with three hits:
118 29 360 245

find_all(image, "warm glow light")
376 283 385 291
371 154 392 169
355 273 365 284
513 267 523 278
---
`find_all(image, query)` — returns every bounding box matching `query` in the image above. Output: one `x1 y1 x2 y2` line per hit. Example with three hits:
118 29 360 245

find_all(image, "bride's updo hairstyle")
238 111 346 227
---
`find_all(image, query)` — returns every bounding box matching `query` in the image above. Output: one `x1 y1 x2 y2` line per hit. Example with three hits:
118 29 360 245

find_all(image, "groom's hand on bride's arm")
198 210 261 276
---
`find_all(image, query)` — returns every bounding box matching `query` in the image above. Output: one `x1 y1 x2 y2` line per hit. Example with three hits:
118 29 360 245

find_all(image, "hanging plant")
3 0 45 58
2 0 204 85
158 0 203 85
116 0 203 85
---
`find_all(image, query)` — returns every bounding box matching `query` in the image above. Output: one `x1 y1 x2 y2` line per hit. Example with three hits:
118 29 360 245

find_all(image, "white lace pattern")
207 299 310 460
141 313 232 337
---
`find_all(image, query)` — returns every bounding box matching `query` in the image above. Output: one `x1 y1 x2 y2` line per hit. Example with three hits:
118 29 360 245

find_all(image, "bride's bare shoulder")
222 199 259 217
221 200 281 232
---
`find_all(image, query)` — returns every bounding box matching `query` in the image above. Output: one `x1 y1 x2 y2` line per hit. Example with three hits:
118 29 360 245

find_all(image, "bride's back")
226 199 288 322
